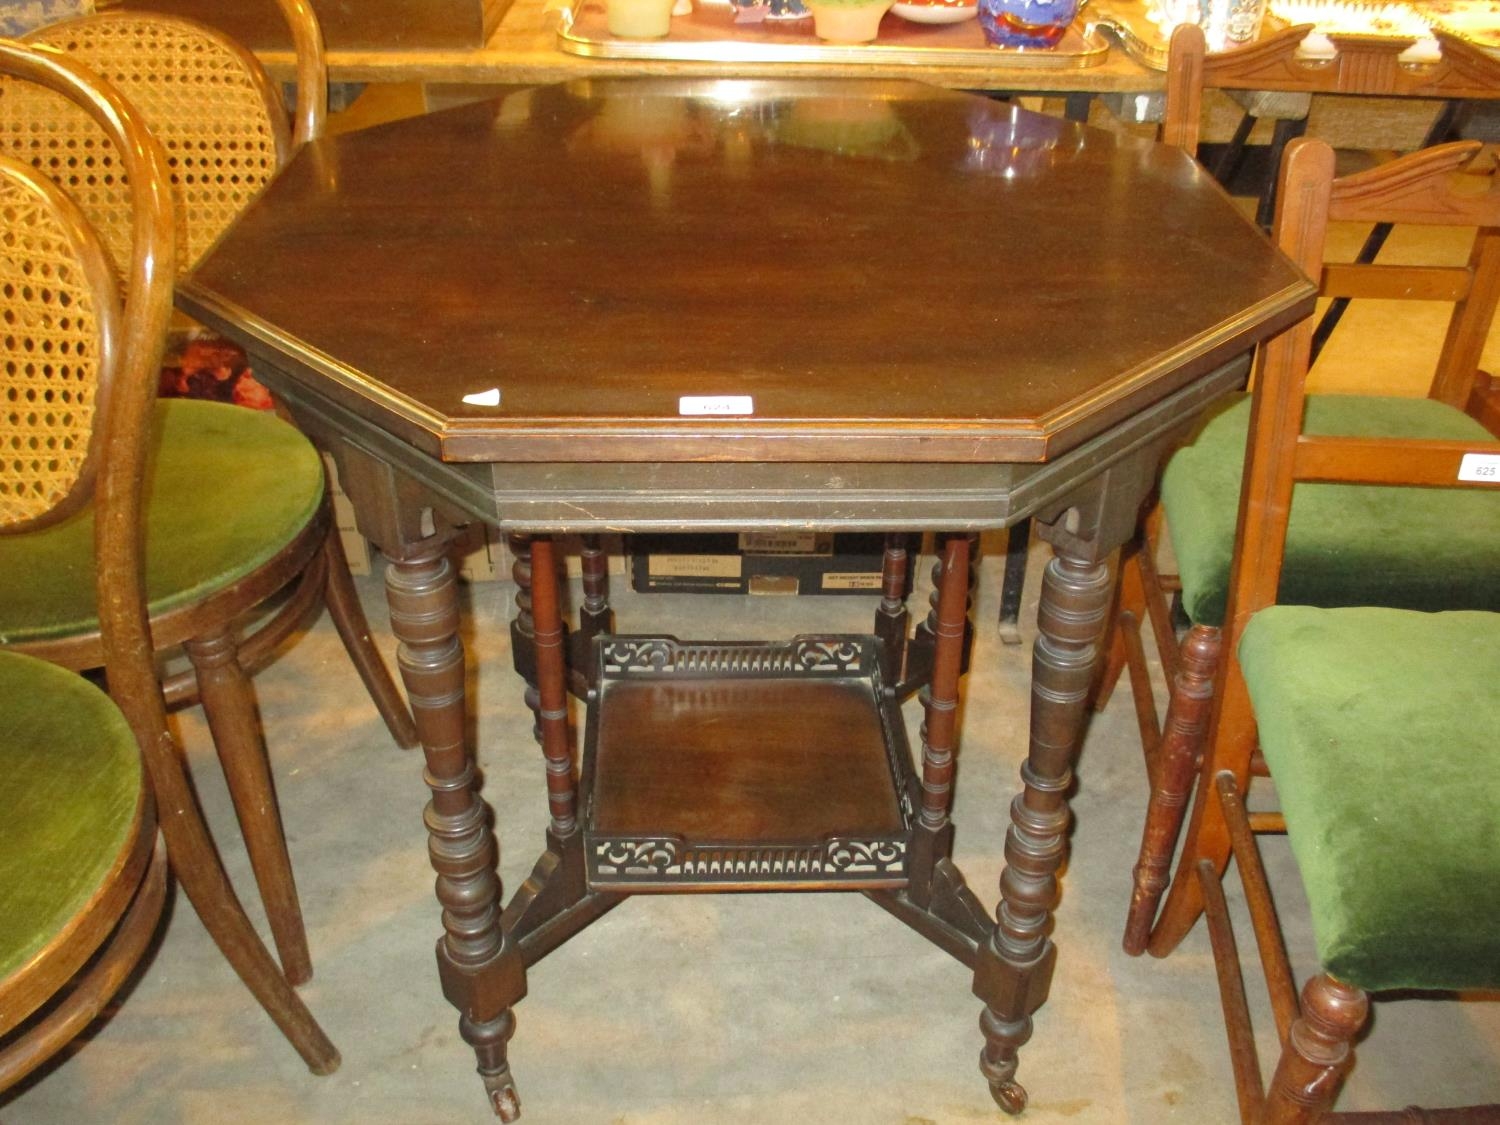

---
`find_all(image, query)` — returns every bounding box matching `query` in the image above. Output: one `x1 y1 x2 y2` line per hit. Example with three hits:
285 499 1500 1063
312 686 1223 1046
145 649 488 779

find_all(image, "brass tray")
1090 0 1500 67
555 0 1110 67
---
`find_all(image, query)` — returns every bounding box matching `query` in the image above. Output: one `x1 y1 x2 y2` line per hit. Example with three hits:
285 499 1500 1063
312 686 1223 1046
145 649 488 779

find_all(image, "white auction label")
1458 452 1500 482
679 395 753 416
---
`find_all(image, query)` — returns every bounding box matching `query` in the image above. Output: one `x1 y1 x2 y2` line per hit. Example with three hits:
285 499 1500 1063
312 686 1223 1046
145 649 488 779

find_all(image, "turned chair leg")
1261 974 1368 1124
320 526 418 748
1092 544 1146 715
1122 623 1221 957
185 628 313 987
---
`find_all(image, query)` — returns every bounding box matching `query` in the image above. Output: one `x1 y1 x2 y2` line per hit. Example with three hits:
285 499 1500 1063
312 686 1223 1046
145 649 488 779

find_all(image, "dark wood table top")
180 77 1313 471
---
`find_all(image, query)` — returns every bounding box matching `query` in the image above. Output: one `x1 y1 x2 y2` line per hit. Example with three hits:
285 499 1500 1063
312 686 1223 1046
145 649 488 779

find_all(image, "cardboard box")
629 532 887 596
451 530 628 584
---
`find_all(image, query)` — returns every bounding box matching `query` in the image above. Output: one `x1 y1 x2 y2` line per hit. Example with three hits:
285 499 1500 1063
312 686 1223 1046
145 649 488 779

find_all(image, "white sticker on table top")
679 395 753 416
461 387 502 407
1458 452 1500 483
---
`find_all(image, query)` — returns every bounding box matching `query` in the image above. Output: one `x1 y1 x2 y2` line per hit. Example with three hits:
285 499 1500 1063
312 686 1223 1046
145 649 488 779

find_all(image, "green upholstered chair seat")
0 651 143 983
1238 606 1500 993
1161 394 1500 628
0 399 324 645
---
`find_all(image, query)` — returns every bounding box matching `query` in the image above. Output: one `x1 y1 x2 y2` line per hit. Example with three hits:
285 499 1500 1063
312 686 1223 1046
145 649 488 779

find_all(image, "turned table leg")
386 544 527 1120
527 536 579 837
907 533 970 907
578 534 613 640
508 533 542 742
973 541 1112 1114
874 532 911 683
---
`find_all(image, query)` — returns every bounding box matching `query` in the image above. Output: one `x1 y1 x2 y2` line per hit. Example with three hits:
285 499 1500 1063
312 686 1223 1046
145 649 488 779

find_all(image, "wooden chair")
0 40 336 1083
1162 21 1500 337
1172 136 1500 1121
1102 21 1500 957
1161 21 1500 193
0 3 416 990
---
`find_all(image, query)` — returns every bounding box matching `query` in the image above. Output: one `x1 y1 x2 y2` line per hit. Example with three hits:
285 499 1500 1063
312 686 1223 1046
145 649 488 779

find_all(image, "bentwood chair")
0 41 336 1081
1103 21 1500 958
0 3 416 990
1175 137 1500 1121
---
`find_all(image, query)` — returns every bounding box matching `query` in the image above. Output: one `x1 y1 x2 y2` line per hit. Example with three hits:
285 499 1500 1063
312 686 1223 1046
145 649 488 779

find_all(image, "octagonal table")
179 77 1314 1119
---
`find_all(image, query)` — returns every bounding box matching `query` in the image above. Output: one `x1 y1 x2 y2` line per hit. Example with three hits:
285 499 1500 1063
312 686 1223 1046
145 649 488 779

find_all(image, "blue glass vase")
976 0 1078 47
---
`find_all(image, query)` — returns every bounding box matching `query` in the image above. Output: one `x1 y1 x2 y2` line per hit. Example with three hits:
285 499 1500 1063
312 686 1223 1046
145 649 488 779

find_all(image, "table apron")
265 351 1248 540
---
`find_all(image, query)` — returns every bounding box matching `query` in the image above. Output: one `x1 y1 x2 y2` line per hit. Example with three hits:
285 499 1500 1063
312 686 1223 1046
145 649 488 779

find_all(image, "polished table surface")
179 78 1313 1118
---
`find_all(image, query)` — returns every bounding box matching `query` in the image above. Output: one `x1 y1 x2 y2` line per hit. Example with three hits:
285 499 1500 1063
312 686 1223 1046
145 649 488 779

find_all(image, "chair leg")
1091 557 1133 712
185 628 313 987
1261 974 1368 1124
145 728 340 1073
996 516 1030 645
1098 546 1164 768
1123 623 1221 956
320 527 418 749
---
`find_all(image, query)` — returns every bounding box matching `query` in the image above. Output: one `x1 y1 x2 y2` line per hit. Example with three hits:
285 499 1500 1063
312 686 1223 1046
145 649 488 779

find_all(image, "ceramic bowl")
890 0 978 23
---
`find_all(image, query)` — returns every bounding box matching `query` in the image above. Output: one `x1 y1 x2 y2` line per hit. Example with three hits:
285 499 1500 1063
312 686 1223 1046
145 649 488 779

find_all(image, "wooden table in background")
179 77 1313 1118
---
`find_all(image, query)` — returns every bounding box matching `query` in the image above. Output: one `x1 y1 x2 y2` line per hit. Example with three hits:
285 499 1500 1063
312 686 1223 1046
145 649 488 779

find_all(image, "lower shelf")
580 634 916 892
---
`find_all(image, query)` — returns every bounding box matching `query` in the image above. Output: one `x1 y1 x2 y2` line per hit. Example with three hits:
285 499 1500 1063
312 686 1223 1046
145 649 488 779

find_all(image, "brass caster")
991 1080 1027 1115
487 1081 521 1122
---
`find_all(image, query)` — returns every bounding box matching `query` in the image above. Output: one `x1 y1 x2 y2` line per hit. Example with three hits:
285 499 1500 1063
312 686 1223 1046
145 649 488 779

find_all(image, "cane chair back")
0 37 342 1074
0 40 170 1088
1183 136 1500 1122
0 0 412 1003
0 148 119 531
12 1 325 275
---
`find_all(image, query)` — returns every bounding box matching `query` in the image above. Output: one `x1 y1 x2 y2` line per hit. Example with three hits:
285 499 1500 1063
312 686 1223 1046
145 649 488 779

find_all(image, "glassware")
1200 0 1267 50
976 0 1080 47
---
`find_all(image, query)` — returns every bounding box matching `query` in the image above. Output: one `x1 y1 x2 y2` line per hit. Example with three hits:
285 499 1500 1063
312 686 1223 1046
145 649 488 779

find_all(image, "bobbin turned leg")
1263 975 1367 1124
874 532 912 683
577 534 612 640
386 544 526 1120
1123 624 1221 956
526 536 580 838
974 539 1112 1114
907 532 978 692
907 534 971 907
566 533 614 696
865 532 991 963
501 535 619 965
508 533 542 742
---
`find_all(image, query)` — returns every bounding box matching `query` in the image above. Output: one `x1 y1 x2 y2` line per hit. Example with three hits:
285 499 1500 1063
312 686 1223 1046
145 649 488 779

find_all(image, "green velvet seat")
1239 605 1500 993
1161 393 1500 628
0 651 142 983
0 398 324 645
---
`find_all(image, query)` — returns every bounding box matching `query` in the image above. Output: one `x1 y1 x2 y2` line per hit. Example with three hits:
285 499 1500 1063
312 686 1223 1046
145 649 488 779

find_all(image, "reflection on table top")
179 78 1311 467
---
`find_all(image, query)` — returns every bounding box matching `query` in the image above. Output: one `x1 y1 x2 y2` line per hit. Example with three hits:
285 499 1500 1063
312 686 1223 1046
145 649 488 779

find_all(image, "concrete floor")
4 528 1499 1124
